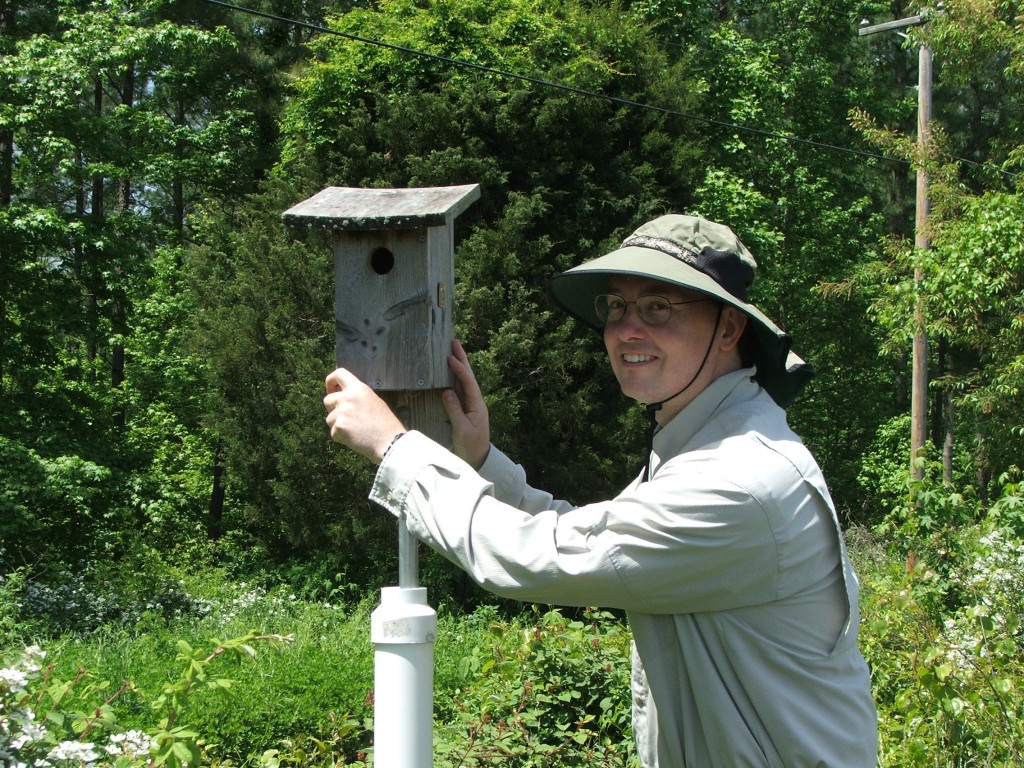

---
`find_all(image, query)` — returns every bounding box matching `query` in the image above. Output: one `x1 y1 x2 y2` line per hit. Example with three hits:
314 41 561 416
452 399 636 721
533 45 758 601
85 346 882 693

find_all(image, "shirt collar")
648 367 759 476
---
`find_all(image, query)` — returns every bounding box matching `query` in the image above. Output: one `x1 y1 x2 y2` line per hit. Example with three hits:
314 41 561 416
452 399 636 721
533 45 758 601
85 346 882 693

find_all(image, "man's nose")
615 301 648 334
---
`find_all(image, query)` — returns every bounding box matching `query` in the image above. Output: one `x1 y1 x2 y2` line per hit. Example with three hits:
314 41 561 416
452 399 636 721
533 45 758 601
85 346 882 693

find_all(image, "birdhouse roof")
282 184 481 230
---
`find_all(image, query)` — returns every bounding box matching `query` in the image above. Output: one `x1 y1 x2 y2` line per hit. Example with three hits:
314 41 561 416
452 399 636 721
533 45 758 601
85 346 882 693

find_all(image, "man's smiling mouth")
623 354 656 364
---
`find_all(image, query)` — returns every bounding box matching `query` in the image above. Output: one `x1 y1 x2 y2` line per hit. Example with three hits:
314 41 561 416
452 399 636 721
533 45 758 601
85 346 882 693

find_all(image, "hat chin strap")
641 304 723 483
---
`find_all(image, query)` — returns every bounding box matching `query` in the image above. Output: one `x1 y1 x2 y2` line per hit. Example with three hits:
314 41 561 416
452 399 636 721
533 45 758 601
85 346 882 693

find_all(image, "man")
324 214 878 767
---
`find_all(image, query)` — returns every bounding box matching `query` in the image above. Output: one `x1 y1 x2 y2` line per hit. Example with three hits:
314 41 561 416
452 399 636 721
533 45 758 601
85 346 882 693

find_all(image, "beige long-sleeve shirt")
369 368 877 767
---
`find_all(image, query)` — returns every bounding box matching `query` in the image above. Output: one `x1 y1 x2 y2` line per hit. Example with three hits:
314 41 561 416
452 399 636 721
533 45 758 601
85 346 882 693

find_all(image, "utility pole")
859 12 933 482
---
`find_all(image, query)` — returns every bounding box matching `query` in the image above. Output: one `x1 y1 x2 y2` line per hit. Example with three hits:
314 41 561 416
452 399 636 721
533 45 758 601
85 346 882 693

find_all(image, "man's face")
603 276 740 423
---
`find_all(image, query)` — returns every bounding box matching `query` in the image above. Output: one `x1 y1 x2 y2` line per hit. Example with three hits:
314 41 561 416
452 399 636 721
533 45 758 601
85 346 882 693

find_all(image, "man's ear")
719 307 748 351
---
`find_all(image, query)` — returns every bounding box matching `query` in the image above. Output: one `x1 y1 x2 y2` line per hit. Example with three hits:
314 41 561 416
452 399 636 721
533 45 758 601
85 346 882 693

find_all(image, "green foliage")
0 436 118 567
924 192 1024 484
3 578 639 767
210 0 712 549
3 571 378 767
0 0 289 583
853 475 1024 766
8 560 214 638
9 522 1024 767
1 632 292 768
433 606 636 767
861 416 981 536
986 467 1024 537
850 0 1024 522
185 178 399 572
152 633 295 768
120 245 219 548
856 413 913 523
0 566 29 643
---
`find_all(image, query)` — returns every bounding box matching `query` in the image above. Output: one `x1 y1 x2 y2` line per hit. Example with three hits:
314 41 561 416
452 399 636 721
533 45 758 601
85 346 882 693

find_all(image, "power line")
204 0 1016 179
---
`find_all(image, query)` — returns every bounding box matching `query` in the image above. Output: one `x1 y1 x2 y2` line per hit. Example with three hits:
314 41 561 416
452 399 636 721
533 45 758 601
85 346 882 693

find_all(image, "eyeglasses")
594 293 710 326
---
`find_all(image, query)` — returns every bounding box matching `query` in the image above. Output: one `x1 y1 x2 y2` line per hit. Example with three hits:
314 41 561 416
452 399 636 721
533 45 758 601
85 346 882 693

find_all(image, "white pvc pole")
371 585 437 768
398 519 419 588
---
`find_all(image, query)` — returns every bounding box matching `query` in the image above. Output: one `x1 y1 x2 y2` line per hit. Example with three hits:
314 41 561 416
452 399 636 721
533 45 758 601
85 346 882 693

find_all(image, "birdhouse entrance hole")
371 247 395 275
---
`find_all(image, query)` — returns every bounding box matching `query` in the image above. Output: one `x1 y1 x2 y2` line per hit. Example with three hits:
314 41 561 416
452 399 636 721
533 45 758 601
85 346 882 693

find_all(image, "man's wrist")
471 445 491 471
379 431 407 463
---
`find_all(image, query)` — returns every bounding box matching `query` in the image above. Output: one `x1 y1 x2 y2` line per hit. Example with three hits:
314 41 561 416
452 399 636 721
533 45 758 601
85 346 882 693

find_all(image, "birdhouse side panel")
426 224 455 386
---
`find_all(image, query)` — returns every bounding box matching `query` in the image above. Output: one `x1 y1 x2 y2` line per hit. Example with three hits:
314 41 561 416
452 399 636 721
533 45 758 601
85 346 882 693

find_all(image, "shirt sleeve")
474 438 576 514
369 430 784 613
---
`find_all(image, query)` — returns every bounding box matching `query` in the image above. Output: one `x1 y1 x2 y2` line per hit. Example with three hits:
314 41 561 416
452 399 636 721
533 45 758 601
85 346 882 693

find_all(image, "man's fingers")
449 341 484 407
442 387 471 424
325 367 355 395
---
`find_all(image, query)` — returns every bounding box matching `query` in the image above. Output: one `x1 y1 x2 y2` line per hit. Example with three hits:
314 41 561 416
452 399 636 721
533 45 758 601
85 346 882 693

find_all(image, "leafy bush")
852 470 1024 767
40 580 376 767
1 635 291 768
856 414 913 524
0 437 119 567
0 564 28 644
4 595 640 767
1 555 215 637
434 606 636 767
11 500 1024 767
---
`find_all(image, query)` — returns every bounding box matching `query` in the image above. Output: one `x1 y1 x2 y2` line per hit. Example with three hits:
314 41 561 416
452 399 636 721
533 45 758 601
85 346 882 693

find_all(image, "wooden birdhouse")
282 184 480 446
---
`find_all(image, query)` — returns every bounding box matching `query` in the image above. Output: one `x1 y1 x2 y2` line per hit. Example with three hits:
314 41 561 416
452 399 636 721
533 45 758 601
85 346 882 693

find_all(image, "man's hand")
443 339 491 469
324 368 406 463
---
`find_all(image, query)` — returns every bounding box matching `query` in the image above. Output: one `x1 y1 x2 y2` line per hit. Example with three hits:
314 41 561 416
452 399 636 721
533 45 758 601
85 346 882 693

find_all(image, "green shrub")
1 634 293 768
856 411 913 526
5 553 216 637
433 606 637 767
19 510 1024 768
851 471 1024 766
0 437 119 567
39 583 377 766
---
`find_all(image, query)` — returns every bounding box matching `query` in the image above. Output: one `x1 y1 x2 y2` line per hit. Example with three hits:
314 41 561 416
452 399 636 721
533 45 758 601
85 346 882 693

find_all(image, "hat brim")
546 246 813 407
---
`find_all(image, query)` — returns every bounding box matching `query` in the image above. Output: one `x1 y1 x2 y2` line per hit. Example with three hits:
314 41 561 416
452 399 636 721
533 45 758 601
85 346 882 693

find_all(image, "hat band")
621 234 752 301
622 233 700 261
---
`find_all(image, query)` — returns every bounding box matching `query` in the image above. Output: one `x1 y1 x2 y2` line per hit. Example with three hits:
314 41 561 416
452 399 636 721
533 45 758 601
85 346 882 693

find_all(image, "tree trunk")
0 0 11 382
173 100 186 236
935 339 953 485
88 79 105 367
111 65 135 430
209 440 226 540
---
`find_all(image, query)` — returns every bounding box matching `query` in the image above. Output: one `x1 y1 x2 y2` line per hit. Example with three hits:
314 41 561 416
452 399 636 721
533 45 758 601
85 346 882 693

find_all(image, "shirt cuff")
369 430 528 517
368 429 427 516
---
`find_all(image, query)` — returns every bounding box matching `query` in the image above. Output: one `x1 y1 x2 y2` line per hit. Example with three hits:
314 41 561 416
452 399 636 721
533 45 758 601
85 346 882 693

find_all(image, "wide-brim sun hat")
546 214 813 407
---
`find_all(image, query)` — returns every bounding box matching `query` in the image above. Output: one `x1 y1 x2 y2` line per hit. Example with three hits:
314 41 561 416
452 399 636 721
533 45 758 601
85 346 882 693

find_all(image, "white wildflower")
0 667 29 694
47 740 100 763
104 729 156 757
